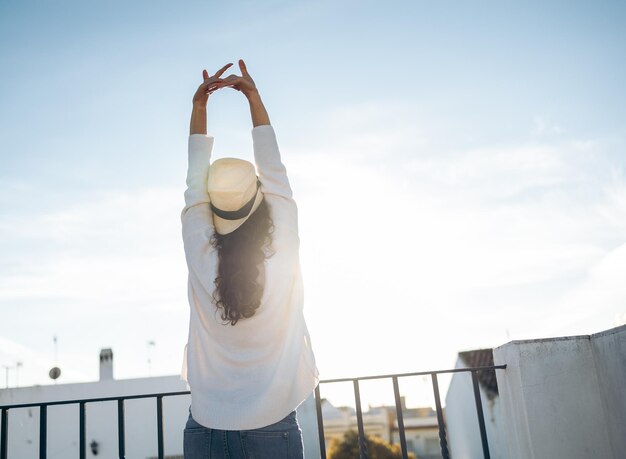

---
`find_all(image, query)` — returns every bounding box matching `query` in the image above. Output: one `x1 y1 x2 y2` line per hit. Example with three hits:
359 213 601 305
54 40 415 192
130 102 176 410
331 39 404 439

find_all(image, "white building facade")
445 349 506 459
0 349 319 459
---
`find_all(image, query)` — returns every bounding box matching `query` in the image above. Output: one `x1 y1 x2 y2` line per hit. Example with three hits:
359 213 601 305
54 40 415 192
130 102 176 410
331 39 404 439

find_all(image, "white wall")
591 325 626 456
493 324 626 459
0 375 190 459
444 358 506 459
0 376 321 459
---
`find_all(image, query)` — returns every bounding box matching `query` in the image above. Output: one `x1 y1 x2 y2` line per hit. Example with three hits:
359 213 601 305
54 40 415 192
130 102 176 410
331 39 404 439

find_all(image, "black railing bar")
79 402 86 459
431 373 450 459
1 408 8 459
0 390 191 410
117 399 125 459
319 365 507 384
39 405 47 459
471 371 491 459
353 380 368 459
314 385 327 459
392 376 409 459
156 396 164 459
0 366 508 410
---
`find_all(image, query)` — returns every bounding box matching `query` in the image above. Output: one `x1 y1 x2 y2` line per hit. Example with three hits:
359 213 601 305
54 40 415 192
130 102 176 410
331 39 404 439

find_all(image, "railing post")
79 402 86 459
431 373 450 459
392 376 409 459
117 399 125 459
156 396 164 459
314 385 327 459
1 409 8 459
353 379 369 459
39 405 47 459
471 370 491 459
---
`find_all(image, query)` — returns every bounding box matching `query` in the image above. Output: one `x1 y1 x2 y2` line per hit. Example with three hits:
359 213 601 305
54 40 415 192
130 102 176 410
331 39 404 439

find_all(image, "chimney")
99 348 114 381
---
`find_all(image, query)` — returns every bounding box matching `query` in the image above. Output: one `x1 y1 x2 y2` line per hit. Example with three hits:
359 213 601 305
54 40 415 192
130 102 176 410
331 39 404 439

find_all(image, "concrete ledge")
493 325 625 459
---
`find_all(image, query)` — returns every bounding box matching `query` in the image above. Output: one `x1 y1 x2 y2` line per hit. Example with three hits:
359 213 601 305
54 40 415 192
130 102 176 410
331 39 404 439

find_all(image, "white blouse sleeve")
181 134 215 240
252 125 299 238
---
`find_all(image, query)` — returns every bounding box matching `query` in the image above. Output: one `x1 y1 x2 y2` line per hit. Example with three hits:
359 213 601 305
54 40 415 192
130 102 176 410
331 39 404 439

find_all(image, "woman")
180 60 319 459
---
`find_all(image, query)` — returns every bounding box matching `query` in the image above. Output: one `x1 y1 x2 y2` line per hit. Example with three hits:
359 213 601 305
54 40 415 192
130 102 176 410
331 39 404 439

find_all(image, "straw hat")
207 158 264 235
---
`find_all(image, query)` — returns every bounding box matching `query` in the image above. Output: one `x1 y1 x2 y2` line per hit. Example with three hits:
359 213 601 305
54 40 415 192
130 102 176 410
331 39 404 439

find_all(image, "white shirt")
180 124 319 430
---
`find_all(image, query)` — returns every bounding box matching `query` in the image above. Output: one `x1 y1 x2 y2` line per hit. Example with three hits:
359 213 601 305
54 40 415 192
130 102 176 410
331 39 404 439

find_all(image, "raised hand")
212 59 258 98
192 63 233 107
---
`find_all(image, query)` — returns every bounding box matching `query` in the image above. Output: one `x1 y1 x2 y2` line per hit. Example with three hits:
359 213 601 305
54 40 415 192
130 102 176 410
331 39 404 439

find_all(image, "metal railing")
314 365 506 459
0 390 189 459
0 364 505 459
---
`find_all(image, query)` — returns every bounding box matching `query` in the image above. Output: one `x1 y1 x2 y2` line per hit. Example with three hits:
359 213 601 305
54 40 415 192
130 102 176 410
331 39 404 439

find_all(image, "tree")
328 430 417 459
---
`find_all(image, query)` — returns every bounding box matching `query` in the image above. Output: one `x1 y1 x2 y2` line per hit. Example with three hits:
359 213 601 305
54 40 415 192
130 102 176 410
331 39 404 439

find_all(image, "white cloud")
283 101 626 377
0 187 191 385
0 187 188 307
535 242 626 337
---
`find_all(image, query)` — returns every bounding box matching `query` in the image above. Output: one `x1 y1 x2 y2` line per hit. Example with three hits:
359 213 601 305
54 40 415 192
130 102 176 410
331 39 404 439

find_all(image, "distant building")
321 397 443 459
390 405 443 459
320 400 393 446
445 348 506 459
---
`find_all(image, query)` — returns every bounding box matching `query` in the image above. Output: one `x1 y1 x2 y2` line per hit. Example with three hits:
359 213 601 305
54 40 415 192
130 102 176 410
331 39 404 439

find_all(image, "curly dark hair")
211 198 274 325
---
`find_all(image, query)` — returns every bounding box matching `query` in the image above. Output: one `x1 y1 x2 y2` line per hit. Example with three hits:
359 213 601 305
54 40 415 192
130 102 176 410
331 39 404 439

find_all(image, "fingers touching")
211 59 247 76
213 74 240 91
200 59 251 94
194 61 245 104
203 63 233 82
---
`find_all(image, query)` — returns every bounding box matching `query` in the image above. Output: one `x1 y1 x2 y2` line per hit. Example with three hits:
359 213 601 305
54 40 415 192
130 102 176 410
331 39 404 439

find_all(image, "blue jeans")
183 407 305 459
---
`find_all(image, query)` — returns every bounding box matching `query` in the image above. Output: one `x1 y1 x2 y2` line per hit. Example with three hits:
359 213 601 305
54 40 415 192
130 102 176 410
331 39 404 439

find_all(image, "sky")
1 0 625 408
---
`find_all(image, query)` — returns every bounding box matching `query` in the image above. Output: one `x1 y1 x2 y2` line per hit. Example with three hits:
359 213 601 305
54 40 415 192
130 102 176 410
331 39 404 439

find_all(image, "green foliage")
328 430 417 459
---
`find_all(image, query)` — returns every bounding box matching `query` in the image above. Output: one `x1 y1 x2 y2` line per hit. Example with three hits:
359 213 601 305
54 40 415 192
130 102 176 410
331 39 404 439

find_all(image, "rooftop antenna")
49 334 61 384
16 361 23 388
2 365 11 389
147 340 156 376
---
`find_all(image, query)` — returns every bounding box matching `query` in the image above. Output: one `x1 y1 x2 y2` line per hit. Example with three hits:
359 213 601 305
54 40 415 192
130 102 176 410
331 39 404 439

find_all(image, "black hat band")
210 179 261 221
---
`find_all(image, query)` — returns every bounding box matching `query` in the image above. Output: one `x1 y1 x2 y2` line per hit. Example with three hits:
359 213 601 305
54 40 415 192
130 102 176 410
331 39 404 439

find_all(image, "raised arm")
213 59 298 236
213 60 290 196
189 64 233 134
248 91 271 127
182 64 232 239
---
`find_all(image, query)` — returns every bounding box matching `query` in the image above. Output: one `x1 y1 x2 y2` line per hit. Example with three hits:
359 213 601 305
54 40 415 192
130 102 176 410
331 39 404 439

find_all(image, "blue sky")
1 0 625 406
